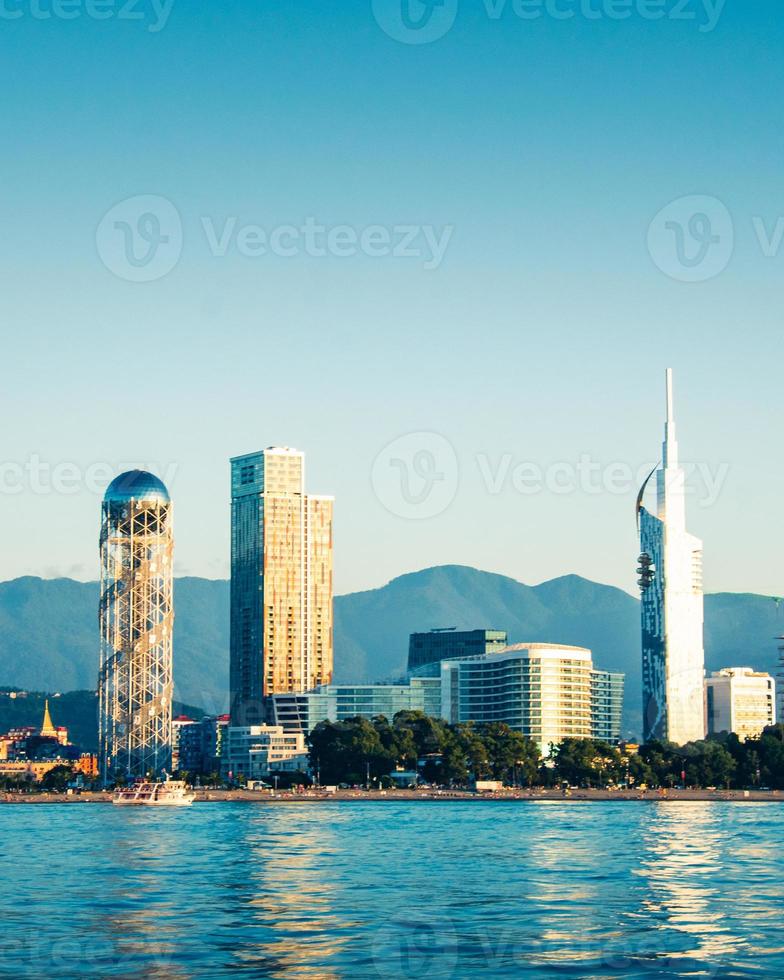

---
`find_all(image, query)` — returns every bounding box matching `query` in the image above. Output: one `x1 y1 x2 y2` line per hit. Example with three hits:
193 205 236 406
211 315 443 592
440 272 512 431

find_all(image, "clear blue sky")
1 0 782 598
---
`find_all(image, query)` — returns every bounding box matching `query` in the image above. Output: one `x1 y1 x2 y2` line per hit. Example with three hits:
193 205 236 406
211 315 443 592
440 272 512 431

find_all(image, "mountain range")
1 565 781 737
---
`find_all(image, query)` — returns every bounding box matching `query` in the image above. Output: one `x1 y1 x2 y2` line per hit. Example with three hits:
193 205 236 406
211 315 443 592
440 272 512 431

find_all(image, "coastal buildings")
98 471 174 781
637 370 705 745
0 700 97 782
221 725 308 781
172 714 230 775
705 668 776 741
408 629 508 676
265 641 623 753
592 670 625 743
172 715 197 772
230 448 333 726
268 678 443 733
439 643 623 752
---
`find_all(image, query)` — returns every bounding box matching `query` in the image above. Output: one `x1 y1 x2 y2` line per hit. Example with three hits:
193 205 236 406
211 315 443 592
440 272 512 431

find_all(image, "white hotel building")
440 643 623 754
705 668 776 741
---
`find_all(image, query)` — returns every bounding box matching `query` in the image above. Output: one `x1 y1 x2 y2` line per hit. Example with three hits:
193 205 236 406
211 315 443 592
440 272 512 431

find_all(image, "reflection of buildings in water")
635 803 741 963
86 811 194 980
236 806 354 978
521 805 618 966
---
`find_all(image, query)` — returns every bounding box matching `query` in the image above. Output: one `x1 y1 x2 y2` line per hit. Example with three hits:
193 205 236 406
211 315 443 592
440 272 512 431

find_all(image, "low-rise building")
172 715 198 772
705 668 776 741
268 678 442 733
222 726 308 781
173 715 230 775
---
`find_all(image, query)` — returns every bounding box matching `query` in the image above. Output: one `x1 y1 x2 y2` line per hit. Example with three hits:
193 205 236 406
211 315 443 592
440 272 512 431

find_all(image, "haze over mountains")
0 565 781 737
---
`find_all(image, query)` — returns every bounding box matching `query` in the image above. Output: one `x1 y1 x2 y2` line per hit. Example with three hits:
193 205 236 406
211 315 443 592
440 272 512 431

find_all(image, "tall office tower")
98 471 174 782
637 370 705 745
230 447 333 725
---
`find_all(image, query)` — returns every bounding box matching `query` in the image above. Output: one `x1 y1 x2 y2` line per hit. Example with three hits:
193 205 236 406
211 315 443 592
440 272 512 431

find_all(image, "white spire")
663 367 678 469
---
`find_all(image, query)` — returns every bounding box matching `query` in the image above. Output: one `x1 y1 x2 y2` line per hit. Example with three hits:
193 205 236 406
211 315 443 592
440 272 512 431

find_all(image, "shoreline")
2 787 782 804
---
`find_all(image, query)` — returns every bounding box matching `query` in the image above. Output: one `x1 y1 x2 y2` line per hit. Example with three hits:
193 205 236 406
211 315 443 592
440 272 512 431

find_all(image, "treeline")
308 712 784 789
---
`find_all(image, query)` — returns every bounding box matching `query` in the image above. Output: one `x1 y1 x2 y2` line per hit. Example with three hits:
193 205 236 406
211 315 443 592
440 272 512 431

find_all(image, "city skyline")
0 363 775 603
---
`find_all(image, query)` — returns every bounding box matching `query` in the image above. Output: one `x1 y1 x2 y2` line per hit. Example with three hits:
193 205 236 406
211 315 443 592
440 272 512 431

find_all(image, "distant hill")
0 567 781 738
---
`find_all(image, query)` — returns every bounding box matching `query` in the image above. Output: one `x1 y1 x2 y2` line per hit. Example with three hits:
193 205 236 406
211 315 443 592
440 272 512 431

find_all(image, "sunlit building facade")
268 678 443 733
221 725 308 780
705 668 775 741
230 448 333 725
440 643 623 753
98 470 174 781
637 370 705 745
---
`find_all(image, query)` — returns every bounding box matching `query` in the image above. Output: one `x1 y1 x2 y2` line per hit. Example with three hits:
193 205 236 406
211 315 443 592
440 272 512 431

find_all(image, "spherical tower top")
104 470 170 504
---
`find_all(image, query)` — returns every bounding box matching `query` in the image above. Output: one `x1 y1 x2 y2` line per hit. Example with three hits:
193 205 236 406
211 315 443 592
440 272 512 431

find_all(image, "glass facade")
591 670 625 743
408 629 508 675
440 644 624 753
269 678 443 734
230 448 333 724
638 371 705 745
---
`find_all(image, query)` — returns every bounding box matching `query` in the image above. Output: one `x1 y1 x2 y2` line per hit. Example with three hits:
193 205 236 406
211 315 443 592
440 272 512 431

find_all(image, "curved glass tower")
637 371 705 745
98 470 174 781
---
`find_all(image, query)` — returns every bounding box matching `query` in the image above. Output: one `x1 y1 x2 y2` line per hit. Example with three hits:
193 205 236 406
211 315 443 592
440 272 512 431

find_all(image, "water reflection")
235 806 353 977
635 803 742 968
3 802 784 978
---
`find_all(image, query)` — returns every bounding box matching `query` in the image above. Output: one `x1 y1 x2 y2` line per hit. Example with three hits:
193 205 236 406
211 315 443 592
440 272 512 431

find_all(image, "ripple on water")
0 800 783 978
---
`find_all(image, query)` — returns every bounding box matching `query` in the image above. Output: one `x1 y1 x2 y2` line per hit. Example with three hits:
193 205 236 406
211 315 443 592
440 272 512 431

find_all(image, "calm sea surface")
1 801 783 979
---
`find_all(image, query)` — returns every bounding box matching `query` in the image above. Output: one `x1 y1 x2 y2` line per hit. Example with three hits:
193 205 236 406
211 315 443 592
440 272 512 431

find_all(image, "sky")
1 0 783 599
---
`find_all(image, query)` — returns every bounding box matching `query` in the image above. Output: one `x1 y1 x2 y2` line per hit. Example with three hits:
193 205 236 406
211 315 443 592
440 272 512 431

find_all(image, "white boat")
112 779 195 807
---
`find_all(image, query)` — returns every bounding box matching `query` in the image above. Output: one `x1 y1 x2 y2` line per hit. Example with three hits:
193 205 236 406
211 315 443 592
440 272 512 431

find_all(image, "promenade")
2 787 782 804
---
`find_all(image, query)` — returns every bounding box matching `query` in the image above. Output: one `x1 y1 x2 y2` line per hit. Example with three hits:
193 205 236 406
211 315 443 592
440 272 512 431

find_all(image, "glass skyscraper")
230 447 333 725
637 370 705 745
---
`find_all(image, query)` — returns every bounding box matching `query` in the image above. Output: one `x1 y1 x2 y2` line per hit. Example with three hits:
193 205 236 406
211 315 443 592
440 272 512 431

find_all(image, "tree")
308 717 395 785
552 738 600 787
481 723 540 786
452 723 492 780
40 765 73 792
